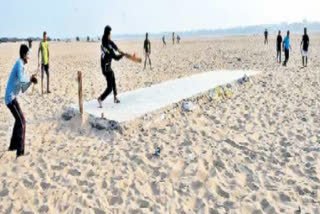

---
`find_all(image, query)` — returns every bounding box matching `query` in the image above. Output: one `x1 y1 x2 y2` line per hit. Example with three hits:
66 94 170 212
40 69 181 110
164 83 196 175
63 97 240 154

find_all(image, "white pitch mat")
76 70 260 122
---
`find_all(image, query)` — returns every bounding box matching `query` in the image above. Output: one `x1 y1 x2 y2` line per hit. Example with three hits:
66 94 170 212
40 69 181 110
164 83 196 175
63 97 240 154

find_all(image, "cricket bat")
118 49 142 63
124 52 142 63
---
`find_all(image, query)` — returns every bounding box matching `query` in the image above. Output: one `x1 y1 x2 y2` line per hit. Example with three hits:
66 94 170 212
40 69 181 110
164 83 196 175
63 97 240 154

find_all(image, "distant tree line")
1 21 320 44
1 36 101 43
0 37 53 43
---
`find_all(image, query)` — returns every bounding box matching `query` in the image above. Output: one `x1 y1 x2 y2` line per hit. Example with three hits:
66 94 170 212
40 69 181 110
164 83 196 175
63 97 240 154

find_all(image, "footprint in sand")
38 205 49 213
0 188 9 197
23 177 35 189
108 196 124 206
216 185 230 199
68 169 81 176
149 181 159 195
86 169 95 178
40 181 51 190
251 210 263 214
93 208 106 214
37 167 45 179
194 197 206 212
191 180 204 192
51 164 65 171
279 192 291 203
260 199 277 214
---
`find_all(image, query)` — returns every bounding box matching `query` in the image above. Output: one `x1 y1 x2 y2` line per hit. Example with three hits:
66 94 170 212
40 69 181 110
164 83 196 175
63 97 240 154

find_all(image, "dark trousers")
144 52 152 69
277 49 281 63
99 60 117 101
283 49 289 66
41 64 50 92
7 99 26 156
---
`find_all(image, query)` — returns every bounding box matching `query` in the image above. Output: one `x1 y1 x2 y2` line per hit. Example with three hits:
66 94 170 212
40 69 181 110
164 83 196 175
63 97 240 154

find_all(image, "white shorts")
302 50 308 57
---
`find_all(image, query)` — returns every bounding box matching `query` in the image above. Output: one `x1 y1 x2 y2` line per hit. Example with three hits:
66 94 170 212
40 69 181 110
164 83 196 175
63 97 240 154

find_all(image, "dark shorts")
41 64 49 74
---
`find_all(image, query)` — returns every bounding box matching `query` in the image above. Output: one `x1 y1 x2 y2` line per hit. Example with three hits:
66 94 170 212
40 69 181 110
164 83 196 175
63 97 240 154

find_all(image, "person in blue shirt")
5 44 37 158
282 31 291 66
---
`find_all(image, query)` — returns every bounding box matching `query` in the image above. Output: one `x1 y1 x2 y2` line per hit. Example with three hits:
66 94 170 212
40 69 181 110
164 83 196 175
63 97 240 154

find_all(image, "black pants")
283 49 289 66
41 64 50 92
277 49 281 63
7 99 26 156
144 52 152 69
99 61 117 101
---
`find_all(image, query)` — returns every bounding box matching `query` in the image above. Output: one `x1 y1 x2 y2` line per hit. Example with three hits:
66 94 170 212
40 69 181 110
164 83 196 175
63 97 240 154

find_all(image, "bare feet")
98 98 103 108
114 97 120 104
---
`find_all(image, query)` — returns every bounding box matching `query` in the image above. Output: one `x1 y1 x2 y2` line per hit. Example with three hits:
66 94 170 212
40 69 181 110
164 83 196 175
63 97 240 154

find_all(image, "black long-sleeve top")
101 40 123 66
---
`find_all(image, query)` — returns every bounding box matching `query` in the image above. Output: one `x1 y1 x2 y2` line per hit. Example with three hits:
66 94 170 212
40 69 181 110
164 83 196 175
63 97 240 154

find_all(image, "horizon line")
1 20 319 40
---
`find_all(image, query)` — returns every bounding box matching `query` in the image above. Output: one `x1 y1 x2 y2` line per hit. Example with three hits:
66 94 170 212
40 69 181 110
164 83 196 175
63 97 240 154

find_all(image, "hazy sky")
1 0 319 38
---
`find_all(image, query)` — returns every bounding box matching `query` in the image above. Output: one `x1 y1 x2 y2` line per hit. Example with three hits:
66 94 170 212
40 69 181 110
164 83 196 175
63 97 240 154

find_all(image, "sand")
0 35 320 213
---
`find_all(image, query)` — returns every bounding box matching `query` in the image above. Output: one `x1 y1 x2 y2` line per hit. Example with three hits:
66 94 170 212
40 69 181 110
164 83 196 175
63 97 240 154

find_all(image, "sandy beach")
0 34 320 213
